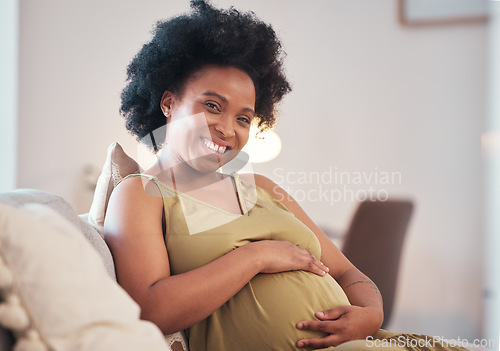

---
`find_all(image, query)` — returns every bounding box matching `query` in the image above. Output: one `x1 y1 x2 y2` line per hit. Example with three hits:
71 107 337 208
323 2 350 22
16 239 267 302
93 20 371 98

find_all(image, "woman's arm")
104 176 329 335
252 174 384 348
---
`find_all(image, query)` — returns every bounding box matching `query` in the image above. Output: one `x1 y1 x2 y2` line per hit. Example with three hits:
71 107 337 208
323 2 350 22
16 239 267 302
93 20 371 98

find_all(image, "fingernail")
297 322 303 329
317 311 325 317
297 341 305 347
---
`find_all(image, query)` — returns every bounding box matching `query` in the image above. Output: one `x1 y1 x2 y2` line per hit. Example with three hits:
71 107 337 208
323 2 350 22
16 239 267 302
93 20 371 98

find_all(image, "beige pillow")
0 202 171 351
88 142 141 227
87 143 188 351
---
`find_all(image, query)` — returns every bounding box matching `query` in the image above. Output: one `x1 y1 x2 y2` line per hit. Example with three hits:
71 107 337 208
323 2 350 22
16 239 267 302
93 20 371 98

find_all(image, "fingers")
302 248 329 276
296 307 347 334
297 320 338 334
257 240 330 275
316 306 348 321
296 319 346 349
296 334 341 349
296 306 375 349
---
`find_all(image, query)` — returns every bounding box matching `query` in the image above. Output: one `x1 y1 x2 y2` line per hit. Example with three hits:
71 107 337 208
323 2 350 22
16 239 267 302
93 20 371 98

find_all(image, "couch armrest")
0 189 116 279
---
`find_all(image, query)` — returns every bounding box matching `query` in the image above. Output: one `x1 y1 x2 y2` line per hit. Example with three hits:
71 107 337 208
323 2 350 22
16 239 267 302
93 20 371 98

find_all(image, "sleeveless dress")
123 173 469 351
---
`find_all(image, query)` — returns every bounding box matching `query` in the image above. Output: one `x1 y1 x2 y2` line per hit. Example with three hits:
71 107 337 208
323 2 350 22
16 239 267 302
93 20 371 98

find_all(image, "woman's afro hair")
120 0 292 147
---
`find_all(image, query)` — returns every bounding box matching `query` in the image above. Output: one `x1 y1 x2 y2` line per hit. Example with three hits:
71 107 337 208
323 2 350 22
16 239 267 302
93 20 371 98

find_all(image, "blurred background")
1 0 499 347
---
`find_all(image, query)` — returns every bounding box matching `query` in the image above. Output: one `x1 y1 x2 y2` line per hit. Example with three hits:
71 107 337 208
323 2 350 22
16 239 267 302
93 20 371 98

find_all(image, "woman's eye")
205 102 220 112
238 116 251 125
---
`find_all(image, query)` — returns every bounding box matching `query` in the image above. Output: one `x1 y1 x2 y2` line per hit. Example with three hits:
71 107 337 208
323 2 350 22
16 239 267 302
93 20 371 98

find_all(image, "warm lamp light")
482 131 500 157
242 126 282 163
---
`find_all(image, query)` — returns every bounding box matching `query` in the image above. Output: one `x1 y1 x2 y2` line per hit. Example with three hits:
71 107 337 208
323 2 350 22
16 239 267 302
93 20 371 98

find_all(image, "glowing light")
482 131 500 157
242 126 282 163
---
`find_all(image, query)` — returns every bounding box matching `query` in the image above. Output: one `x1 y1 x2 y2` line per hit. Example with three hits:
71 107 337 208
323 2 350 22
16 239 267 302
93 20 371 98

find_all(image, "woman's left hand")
296 305 381 349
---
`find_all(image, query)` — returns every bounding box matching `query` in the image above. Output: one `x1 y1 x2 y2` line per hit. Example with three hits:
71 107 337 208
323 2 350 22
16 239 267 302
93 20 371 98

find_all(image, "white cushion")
0 202 170 351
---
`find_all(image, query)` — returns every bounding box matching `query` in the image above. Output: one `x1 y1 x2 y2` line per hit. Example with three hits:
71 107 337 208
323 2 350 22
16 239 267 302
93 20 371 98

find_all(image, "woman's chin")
188 150 244 174
185 155 227 174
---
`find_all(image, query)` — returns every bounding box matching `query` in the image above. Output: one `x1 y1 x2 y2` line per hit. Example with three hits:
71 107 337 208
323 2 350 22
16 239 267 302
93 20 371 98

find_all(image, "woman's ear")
160 91 174 118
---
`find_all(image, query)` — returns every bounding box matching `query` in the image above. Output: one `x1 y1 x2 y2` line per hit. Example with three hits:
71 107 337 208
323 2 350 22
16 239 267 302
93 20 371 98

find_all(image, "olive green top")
124 173 469 351
126 173 349 350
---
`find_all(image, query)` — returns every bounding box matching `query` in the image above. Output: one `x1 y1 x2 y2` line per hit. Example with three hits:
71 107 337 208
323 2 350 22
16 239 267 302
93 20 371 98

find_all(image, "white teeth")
202 138 227 153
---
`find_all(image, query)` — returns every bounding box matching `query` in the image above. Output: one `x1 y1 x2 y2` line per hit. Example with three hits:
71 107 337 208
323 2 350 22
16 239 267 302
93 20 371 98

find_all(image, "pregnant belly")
189 271 351 351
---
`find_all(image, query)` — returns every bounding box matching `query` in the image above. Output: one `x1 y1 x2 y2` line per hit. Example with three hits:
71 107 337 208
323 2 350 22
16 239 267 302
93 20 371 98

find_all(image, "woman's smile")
201 137 229 154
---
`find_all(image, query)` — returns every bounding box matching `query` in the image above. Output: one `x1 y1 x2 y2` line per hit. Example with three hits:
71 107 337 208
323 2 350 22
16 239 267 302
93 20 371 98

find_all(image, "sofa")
0 142 491 351
0 188 187 351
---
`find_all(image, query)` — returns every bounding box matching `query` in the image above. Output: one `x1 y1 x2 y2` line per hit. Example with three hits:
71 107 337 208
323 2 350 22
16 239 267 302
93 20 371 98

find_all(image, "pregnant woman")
104 1 469 350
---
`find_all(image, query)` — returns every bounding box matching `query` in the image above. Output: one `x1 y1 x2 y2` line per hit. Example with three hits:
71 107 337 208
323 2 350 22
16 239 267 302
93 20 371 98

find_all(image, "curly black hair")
120 0 291 148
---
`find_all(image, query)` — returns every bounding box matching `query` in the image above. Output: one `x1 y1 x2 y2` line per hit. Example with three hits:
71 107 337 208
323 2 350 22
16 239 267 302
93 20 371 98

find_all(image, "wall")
245 0 486 341
0 0 19 192
484 1 500 348
17 0 486 341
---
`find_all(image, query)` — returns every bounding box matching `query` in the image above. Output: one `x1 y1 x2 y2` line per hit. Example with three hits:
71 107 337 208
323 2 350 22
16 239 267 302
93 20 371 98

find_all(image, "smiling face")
160 65 256 173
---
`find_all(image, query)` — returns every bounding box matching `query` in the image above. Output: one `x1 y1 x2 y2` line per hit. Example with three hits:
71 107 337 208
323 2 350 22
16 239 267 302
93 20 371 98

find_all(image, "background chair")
341 199 414 328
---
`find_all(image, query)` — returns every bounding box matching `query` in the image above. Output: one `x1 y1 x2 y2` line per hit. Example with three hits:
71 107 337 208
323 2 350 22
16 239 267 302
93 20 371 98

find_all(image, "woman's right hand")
247 240 330 276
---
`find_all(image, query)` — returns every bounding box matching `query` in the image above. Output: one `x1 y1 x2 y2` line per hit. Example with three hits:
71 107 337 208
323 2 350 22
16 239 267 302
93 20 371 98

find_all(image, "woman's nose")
213 115 235 139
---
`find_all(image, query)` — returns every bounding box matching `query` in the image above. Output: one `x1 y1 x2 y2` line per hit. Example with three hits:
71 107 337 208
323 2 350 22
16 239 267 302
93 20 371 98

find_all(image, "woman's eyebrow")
202 91 227 103
243 107 256 117
202 91 255 116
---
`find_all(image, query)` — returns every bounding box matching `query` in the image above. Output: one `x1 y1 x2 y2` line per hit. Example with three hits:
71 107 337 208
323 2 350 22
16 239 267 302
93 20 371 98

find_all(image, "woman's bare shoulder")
104 175 164 240
103 175 171 298
109 176 163 209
